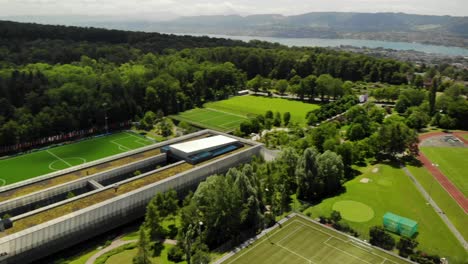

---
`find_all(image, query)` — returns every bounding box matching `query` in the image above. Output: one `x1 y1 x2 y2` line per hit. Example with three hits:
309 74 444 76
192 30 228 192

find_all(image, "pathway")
85 238 178 264
85 239 137 264
418 132 468 213
401 165 468 250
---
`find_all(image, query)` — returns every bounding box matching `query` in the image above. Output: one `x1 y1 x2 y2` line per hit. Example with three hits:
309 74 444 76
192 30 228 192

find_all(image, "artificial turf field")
305 164 467 264
420 146 468 196
0 132 154 186
225 215 409 264
171 108 248 132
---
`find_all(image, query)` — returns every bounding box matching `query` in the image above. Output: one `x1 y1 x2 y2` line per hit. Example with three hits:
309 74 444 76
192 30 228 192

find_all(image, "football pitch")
0 131 154 186
172 108 248 132
225 215 409 264
420 146 468 196
172 95 320 132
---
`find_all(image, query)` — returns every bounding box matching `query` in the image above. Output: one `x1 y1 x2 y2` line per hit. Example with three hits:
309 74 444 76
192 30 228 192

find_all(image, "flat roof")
169 135 238 155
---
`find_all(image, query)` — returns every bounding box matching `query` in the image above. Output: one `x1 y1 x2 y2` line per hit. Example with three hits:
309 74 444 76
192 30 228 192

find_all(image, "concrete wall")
0 154 166 218
0 144 262 264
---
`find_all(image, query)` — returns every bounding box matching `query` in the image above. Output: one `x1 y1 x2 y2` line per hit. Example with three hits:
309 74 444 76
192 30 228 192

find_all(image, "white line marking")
274 243 313 264
324 238 376 264
0 179 6 186
47 150 72 167
205 108 248 118
276 225 304 245
110 140 131 151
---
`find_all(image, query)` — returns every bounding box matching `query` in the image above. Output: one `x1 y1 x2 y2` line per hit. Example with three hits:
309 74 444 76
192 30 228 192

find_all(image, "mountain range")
3 12 468 47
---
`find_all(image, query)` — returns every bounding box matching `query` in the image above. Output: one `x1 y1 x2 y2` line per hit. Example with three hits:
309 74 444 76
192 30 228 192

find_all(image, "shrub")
167 246 185 263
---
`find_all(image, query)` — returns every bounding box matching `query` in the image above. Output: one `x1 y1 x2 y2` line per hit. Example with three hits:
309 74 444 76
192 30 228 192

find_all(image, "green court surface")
172 108 248 132
225 215 409 264
204 95 320 125
0 132 154 186
305 164 468 263
420 146 468 196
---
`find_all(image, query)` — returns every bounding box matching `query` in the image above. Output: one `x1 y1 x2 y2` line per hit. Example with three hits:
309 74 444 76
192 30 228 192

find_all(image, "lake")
172 33 468 57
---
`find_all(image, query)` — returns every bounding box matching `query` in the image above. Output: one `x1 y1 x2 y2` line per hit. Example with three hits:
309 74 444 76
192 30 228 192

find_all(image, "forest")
0 20 415 148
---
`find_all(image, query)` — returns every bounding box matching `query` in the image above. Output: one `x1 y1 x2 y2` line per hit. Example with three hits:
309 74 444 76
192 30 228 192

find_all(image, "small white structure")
169 135 239 160
237 90 249 96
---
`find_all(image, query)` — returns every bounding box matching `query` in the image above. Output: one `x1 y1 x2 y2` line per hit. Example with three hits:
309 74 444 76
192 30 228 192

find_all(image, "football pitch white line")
224 220 300 264
47 150 73 167
0 179 6 186
291 220 400 264
205 108 248 119
110 140 131 151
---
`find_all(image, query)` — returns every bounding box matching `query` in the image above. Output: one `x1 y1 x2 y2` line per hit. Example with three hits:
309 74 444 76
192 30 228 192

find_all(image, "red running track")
418 131 468 213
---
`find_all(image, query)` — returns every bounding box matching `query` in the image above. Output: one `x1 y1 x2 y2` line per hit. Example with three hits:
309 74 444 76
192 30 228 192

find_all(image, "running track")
418 131 468 213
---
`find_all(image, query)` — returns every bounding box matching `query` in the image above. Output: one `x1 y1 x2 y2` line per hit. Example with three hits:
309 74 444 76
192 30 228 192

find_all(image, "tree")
397 237 418 258
133 227 152 264
144 202 164 241
295 147 320 201
248 75 263 94
413 75 424 88
335 142 354 179
275 79 289 95
375 117 418 157
283 112 291 126
429 77 439 115
347 123 366 141
330 210 342 223
273 112 282 127
369 226 395 250
317 151 344 195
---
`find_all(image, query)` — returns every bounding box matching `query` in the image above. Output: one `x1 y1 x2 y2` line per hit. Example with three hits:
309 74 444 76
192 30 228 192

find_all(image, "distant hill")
145 12 468 47
2 12 467 48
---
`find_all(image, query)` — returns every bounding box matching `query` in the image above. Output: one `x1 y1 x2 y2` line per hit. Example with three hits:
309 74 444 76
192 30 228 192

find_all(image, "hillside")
146 12 468 47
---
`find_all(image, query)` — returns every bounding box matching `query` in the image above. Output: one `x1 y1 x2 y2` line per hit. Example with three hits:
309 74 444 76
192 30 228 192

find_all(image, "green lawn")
204 95 320 125
171 108 247 132
225 215 409 264
407 165 468 240
105 243 187 264
420 147 468 196
0 132 154 186
304 164 467 264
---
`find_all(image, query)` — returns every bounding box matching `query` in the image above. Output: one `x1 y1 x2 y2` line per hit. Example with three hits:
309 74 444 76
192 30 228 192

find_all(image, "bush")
369 226 395 250
167 246 185 263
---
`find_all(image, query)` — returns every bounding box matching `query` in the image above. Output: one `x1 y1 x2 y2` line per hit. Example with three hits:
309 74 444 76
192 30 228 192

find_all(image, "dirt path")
418 131 468 213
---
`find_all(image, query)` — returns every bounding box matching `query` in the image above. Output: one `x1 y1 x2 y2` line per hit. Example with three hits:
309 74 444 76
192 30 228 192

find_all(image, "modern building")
0 130 264 264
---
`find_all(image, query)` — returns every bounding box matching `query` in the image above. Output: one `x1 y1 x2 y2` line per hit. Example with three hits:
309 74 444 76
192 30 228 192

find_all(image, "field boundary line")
324 237 380 264
223 220 299 264
276 225 304 245
273 243 314 264
205 108 249 119
46 150 72 167
291 220 399 264
124 132 152 146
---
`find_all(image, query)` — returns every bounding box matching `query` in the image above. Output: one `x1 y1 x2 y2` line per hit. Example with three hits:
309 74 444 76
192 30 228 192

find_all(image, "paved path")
401 165 468 250
85 239 137 264
85 238 178 264
418 132 468 213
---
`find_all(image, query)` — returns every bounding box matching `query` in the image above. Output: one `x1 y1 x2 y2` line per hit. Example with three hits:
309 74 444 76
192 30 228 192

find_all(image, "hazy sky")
1 0 467 20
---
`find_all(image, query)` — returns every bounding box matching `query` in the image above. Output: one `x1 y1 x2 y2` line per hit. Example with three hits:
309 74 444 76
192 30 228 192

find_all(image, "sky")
0 0 467 20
